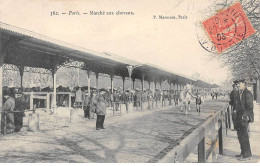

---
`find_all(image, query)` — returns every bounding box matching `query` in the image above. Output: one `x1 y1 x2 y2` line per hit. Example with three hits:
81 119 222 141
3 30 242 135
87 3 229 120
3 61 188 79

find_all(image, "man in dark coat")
135 90 141 109
83 92 90 119
94 93 106 130
1 88 16 134
235 78 253 160
113 90 120 111
14 88 28 132
229 82 240 130
120 91 129 112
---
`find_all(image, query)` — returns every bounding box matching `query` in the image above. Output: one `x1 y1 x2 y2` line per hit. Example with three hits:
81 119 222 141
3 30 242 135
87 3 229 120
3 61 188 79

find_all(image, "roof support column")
0 53 4 135
87 70 91 95
141 74 145 92
132 78 135 90
77 68 80 86
51 65 58 114
153 78 156 97
148 81 151 90
122 76 125 91
95 72 99 89
110 74 114 94
0 53 4 114
18 65 24 88
169 82 172 91
126 65 134 90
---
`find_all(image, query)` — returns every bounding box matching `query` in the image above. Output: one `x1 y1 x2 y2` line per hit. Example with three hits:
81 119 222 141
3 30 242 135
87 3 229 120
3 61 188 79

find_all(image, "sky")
0 0 231 85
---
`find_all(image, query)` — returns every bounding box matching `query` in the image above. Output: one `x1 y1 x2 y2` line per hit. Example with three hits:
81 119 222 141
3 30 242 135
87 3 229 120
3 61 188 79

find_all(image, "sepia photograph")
0 0 259 163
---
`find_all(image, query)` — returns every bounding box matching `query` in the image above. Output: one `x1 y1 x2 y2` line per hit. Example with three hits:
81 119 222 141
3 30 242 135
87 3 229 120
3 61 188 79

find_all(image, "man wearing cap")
83 92 90 119
94 93 106 130
89 89 98 119
235 78 253 160
14 88 28 132
120 91 129 112
1 87 16 134
113 90 120 111
229 80 240 130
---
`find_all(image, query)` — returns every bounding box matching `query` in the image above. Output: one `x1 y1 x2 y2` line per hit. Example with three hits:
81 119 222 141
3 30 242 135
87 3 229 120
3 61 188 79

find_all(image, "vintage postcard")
0 0 259 163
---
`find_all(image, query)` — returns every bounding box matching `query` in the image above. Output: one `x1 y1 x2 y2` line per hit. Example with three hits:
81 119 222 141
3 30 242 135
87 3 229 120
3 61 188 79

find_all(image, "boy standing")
196 93 203 115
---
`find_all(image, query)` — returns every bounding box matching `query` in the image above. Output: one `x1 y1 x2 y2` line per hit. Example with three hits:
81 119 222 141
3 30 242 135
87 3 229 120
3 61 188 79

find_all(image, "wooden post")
68 93 71 108
28 113 39 132
211 119 217 162
30 91 34 110
95 72 99 89
198 137 206 162
227 107 231 129
87 70 91 95
218 115 223 155
46 92 50 112
132 78 135 89
52 66 58 114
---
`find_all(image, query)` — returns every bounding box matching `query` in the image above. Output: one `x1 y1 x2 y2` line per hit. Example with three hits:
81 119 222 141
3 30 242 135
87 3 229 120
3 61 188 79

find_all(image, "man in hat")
113 90 120 111
94 92 107 130
229 80 240 130
1 87 16 134
14 88 29 132
83 92 90 119
135 89 142 110
195 92 203 115
120 90 129 112
235 78 253 160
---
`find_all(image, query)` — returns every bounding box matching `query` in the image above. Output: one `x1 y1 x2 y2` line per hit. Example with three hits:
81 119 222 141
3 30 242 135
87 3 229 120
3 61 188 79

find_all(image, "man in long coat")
1 88 16 134
14 88 28 132
235 78 253 160
94 94 106 130
229 82 239 130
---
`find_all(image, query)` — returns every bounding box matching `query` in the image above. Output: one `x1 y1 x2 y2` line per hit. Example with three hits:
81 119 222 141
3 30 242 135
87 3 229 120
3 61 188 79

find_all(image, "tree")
203 0 260 101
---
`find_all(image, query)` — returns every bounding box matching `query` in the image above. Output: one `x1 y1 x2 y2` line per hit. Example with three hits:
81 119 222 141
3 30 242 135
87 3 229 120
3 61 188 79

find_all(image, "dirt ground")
0 99 227 163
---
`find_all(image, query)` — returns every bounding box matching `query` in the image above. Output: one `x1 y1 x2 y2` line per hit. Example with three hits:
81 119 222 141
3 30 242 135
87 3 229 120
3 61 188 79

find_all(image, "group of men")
76 87 184 113
229 78 254 160
1 87 29 134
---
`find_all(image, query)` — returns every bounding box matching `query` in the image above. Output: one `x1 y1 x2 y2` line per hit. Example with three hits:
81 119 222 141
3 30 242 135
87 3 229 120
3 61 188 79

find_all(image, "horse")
179 86 195 115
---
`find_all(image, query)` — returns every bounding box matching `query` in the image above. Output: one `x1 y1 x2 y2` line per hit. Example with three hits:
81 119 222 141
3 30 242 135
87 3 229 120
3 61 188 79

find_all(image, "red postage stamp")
202 2 256 53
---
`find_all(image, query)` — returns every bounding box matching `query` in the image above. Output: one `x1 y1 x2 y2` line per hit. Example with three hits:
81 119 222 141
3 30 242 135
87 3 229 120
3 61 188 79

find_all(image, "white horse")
179 86 195 115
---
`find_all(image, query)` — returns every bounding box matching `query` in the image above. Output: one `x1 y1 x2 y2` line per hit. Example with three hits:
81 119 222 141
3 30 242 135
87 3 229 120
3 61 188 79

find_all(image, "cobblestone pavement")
0 100 227 163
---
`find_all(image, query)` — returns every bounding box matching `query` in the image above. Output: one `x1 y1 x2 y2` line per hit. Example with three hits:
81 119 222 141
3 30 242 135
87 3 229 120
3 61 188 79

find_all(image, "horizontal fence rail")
159 103 230 163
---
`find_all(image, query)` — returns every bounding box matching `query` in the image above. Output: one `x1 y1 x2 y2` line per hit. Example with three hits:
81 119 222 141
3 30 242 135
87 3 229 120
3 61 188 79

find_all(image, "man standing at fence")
1 88 16 134
235 78 253 160
229 81 239 130
14 88 28 132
